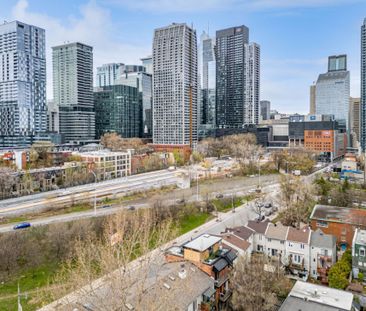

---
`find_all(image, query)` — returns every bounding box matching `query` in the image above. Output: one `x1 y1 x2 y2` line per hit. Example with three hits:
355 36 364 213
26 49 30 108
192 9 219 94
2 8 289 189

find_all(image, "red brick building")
310 204 366 249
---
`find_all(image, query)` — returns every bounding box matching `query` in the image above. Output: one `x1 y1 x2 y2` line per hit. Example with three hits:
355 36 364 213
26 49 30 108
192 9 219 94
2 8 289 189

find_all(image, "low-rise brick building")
310 204 366 250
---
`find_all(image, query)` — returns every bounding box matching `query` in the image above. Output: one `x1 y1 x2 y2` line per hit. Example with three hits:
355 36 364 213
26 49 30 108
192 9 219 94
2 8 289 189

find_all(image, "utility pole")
90 170 97 216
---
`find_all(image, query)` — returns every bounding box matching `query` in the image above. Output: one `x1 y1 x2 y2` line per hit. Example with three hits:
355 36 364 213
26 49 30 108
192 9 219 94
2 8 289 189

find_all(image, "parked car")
13 222 31 230
216 193 224 199
127 206 136 211
256 215 265 222
264 203 272 209
264 210 272 216
176 198 185 204
101 205 111 209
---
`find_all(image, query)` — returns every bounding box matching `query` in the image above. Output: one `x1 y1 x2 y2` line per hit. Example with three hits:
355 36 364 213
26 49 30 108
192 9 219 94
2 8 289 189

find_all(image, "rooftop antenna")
207 21 210 36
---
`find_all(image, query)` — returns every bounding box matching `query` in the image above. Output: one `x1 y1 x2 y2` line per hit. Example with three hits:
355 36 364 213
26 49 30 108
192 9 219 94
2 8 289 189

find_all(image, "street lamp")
196 168 199 202
89 170 97 216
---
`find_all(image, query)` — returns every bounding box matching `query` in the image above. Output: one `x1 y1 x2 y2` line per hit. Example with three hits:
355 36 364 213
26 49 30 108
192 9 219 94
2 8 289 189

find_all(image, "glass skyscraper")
96 63 124 87
94 85 141 139
216 25 262 129
361 19 366 150
52 42 95 143
0 21 47 147
116 71 152 138
198 31 216 128
315 55 350 131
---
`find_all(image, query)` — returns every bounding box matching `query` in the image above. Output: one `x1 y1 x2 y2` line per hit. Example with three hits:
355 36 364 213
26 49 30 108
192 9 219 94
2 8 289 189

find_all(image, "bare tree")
231 255 292 311
42 210 176 310
0 167 17 199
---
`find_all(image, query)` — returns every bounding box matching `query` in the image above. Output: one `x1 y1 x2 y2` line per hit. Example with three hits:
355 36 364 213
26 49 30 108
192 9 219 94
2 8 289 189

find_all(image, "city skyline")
2 0 366 114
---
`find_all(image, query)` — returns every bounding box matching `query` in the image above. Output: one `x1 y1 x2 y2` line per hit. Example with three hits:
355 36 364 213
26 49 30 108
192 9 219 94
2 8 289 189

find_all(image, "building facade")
315 55 350 131
140 56 153 75
350 97 361 145
260 100 270 122
309 84 316 114
152 23 198 147
244 42 260 125
352 228 366 280
216 25 249 129
76 150 131 180
198 31 216 128
94 84 141 139
47 100 59 133
310 204 366 249
116 71 152 137
52 42 95 143
361 19 366 150
96 63 124 87
0 21 47 147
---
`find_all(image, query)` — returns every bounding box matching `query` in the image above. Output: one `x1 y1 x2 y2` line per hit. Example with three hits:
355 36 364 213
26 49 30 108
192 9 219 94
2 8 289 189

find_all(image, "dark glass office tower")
216 25 249 129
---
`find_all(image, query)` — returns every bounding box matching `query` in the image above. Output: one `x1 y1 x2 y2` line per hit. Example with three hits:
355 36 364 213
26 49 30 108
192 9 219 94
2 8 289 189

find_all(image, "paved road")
39 164 334 310
0 169 185 215
0 177 280 233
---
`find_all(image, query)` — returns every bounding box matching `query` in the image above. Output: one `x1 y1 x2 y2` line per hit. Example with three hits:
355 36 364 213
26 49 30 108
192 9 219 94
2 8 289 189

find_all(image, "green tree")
328 250 352 289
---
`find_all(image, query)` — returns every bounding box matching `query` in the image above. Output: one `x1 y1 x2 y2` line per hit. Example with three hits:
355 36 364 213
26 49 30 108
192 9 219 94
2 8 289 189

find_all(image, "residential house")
310 204 366 249
310 229 337 284
352 228 366 280
285 227 311 278
220 232 252 258
279 280 354 311
246 219 270 253
265 223 289 259
165 234 237 309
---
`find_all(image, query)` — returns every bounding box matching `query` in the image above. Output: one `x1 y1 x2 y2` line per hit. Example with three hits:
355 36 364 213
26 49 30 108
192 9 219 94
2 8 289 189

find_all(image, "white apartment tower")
0 21 47 146
52 42 95 143
96 63 124 87
244 42 260 125
152 23 198 146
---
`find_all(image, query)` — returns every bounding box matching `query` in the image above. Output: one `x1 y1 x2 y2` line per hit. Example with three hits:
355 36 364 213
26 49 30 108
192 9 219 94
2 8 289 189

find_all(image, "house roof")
265 223 289 240
310 229 336 249
279 296 349 311
280 280 353 311
43 261 215 311
310 204 366 227
183 234 221 252
224 226 254 240
246 219 270 234
221 233 251 251
287 227 311 244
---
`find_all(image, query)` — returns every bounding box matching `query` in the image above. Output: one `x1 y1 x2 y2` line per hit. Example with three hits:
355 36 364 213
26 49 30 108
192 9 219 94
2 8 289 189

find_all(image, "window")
360 248 365 257
300 244 305 249
316 221 328 228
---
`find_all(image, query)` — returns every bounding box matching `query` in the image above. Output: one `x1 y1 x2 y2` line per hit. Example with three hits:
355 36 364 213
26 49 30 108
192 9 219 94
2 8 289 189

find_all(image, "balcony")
219 290 232 302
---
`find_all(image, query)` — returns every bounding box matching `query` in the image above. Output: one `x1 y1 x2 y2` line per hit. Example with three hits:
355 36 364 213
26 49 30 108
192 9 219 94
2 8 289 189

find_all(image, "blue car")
13 222 31 230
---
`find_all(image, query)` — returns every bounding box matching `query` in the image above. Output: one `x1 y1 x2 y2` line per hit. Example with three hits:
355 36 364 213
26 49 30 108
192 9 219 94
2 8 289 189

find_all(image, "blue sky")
2 0 366 113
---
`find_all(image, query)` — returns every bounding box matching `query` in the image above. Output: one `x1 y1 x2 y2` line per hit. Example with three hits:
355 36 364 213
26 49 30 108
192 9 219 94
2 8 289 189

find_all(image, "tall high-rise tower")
315 55 350 131
198 31 216 127
0 21 47 147
152 23 198 147
361 19 366 150
244 42 260 125
216 25 252 128
52 42 95 143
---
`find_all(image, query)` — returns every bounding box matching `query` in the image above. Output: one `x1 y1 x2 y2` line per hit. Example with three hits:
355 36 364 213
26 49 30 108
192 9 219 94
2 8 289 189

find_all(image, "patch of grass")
0 262 59 311
178 213 212 235
211 195 253 212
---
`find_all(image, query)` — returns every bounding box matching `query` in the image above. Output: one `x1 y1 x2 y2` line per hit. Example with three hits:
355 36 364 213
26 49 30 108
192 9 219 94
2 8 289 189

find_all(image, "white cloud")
106 0 362 13
11 0 151 99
